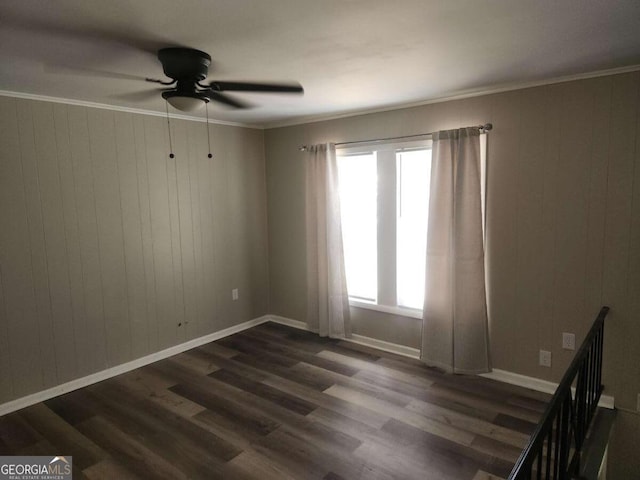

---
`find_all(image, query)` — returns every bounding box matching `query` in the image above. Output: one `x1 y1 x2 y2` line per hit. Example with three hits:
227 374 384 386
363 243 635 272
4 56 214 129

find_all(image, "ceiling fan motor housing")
158 47 211 81
154 46 302 110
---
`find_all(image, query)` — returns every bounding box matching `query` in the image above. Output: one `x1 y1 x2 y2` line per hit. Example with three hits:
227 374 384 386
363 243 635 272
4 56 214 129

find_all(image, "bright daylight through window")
337 151 378 302
337 140 431 317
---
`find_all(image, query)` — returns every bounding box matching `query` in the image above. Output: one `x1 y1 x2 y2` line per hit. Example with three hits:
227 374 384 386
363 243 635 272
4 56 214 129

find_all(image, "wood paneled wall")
265 71 640 410
0 97 269 402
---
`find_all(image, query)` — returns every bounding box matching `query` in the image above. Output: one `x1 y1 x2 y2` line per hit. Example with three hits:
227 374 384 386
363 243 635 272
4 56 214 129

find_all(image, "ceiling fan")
143 47 304 112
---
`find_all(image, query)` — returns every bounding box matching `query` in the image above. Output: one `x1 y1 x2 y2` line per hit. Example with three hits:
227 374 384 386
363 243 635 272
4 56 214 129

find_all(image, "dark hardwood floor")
0 322 550 479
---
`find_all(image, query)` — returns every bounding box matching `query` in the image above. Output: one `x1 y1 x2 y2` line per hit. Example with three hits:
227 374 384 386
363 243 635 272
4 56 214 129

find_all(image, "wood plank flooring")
0 322 550 479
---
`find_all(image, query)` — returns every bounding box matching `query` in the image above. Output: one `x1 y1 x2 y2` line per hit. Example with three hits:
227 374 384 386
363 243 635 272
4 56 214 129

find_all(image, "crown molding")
4 63 640 132
0 90 263 129
264 63 640 129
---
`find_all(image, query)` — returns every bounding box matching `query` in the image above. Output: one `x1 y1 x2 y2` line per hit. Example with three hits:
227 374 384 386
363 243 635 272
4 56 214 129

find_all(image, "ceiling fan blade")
208 91 252 109
208 81 304 94
110 89 164 102
2 10 164 58
45 63 156 82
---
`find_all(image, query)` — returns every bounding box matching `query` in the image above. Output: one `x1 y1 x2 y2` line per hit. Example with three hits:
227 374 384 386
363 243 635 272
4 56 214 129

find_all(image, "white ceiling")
1 0 639 127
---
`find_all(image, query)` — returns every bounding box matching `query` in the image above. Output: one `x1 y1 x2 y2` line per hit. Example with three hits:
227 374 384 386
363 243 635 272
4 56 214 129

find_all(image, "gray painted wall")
0 97 269 401
265 72 640 478
1 72 639 476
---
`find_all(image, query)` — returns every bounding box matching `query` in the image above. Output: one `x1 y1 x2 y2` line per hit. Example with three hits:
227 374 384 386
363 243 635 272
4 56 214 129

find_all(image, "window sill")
349 299 423 320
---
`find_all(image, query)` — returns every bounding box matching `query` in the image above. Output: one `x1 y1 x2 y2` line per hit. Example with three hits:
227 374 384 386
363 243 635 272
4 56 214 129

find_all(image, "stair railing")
508 306 610 480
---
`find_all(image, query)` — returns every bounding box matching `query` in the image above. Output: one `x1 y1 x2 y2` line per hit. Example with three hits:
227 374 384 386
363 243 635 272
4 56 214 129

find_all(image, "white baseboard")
347 334 421 359
267 314 616 409
1 313 615 416
267 315 421 359
268 315 315 332
268 314 421 359
481 369 615 409
481 369 560 395
599 445 608 480
0 315 271 416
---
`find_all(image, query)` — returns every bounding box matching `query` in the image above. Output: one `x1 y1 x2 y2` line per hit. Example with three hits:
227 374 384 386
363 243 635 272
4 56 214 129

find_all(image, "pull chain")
165 100 175 159
205 102 213 158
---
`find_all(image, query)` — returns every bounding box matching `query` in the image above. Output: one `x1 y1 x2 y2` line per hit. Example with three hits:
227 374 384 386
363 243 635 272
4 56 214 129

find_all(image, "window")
396 149 431 309
337 151 378 302
337 140 432 318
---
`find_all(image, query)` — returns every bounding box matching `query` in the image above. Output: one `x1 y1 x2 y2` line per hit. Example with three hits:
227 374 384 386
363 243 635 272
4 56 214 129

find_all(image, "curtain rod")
298 123 492 151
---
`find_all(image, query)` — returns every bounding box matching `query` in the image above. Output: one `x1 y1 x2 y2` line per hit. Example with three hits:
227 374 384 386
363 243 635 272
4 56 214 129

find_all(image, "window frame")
337 138 433 320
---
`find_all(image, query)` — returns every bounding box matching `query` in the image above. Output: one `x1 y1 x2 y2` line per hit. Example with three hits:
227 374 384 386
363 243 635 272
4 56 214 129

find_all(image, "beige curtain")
421 128 490 374
305 143 351 338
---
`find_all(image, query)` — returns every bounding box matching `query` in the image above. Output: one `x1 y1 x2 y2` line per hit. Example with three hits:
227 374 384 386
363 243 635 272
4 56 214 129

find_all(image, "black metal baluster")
598 324 604 395
560 397 571 477
595 328 601 398
590 340 597 415
546 427 553 480
587 346 593 417
576 365 586 456
554 407 561 479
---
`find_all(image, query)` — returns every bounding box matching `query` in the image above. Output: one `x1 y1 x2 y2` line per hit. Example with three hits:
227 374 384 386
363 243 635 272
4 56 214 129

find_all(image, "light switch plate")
232 288 239 301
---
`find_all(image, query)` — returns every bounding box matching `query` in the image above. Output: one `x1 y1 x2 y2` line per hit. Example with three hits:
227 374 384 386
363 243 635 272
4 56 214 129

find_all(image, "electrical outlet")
562 332 576 350
539 350 552 367
232 288 239 301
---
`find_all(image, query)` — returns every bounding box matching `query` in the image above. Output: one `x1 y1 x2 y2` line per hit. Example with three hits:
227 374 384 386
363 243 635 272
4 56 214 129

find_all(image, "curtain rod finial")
299 145 308 152
481 123 493 132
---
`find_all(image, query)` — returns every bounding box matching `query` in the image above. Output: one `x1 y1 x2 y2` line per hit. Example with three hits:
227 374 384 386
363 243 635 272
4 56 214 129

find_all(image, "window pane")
396 149 431 309
337 152 377 302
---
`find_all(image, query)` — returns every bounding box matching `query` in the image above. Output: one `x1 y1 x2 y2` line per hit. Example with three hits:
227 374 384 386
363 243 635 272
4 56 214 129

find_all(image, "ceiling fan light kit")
140 47 304 157
165 93 207 112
